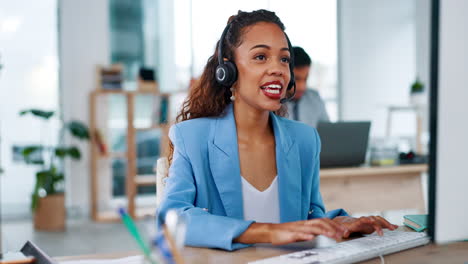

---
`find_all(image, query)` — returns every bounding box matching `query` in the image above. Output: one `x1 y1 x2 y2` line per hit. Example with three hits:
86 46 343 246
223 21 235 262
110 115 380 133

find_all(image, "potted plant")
19 109 89 231
410 78 426 106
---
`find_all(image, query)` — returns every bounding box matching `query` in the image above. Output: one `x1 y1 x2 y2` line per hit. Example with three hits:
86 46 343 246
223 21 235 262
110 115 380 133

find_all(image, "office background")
0 0 441 257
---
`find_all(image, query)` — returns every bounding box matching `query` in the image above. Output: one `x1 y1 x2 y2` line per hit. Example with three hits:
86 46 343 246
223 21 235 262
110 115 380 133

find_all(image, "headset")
215 21 296 104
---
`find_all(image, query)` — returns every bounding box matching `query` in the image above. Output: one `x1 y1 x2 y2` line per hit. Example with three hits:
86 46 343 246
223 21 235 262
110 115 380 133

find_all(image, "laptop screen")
317 121 371 168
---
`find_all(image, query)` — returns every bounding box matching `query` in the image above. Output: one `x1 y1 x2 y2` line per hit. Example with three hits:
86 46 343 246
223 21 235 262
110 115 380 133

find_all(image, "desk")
320 164 427 214
56 231 468 264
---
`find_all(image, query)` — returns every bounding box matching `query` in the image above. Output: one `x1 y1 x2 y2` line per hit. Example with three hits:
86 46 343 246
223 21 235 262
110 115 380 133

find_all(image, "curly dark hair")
168 9 292 163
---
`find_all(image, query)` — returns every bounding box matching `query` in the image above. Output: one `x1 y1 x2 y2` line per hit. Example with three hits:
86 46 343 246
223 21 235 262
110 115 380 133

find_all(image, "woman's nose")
267 60 285 76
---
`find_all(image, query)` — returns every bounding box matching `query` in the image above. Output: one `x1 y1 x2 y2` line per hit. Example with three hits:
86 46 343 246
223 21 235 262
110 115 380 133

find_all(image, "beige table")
320 164 428 214
56 229 468 264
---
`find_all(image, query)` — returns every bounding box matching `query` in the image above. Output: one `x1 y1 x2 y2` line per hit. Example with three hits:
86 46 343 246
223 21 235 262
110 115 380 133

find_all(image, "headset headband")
218 22 232 66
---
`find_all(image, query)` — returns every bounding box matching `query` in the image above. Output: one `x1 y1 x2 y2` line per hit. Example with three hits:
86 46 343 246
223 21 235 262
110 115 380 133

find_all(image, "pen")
118 208 157 264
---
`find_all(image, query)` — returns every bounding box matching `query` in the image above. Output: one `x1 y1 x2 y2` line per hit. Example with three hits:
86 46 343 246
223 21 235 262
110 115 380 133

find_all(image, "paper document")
59 255 143 264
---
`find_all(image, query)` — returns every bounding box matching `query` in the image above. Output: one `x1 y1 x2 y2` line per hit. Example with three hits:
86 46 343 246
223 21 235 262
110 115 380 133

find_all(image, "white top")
241 176 280 223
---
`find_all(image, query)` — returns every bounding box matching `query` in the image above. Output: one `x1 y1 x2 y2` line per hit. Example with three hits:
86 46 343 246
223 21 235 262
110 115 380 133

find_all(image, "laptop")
317 121 371 168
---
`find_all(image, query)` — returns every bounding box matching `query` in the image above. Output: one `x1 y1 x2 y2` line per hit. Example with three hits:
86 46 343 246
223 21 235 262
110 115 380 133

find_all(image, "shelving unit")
89 89 170 222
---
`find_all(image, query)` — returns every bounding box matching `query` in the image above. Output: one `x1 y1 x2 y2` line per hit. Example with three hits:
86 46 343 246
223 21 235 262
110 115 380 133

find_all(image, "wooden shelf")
320 164 428 178
135 175 157 186
91 89 170 96
90 72 171 221
135 124 169 131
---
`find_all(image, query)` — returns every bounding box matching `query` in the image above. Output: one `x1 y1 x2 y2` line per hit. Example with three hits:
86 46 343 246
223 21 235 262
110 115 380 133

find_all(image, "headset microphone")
280 83 296 104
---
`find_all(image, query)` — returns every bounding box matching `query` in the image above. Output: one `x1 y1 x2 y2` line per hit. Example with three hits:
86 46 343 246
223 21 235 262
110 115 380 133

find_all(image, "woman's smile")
260 80 283 99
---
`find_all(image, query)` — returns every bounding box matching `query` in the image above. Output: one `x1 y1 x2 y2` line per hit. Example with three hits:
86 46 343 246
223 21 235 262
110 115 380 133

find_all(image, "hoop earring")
230 87 235 101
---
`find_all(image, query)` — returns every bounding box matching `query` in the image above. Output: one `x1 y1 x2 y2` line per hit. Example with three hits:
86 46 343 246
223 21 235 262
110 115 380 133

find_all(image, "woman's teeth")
264 89 280 94
261 84 282 94
262 84 282 89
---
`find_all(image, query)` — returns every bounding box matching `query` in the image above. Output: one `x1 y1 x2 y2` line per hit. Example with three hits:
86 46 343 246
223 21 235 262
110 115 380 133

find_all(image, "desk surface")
56 228 468 264
320 164 428 178
56 242 468 264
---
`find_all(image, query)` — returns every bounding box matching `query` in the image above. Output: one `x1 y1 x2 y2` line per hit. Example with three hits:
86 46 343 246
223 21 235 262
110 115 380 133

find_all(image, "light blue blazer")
158 104 347 251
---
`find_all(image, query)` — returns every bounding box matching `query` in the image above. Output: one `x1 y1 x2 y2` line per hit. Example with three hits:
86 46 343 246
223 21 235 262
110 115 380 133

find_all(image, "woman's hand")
333 216 398 238
234 218 347 245
269 218 347 245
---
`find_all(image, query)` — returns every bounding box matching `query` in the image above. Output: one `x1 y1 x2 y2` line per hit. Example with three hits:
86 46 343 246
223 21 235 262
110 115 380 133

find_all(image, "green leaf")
49 166 57 174
67 121 90 140
55 147 69 158
31 193 39 211
28 160 45 165
55 146 80 160
53 173 64 182
36 170 51 181
19 109 54 119
68 146 81 160
21 146 44 164
21 145 42 157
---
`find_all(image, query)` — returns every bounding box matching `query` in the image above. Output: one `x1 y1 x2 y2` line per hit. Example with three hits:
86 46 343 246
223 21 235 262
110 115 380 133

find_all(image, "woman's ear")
232 81 238 90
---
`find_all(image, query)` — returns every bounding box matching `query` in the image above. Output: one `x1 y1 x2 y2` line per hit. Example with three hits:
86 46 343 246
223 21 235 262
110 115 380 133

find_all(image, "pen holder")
149 210 186 264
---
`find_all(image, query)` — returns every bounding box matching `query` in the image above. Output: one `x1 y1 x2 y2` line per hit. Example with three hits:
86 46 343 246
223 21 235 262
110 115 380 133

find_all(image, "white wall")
415 0 431 91
0 0 59 218
156 0 177 92
435 0 468 243
338 0 417 138
59 0 110 216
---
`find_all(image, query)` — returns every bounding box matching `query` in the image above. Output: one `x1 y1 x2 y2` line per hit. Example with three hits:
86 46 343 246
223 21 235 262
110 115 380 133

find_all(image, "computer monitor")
428 0 468 243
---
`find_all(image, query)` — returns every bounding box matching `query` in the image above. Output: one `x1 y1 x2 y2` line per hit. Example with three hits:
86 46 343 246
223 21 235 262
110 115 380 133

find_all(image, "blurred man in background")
287 47 329 128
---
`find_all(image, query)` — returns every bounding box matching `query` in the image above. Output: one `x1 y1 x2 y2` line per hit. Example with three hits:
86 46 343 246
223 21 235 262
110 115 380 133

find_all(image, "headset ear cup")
216 61 238 87
224 61 238 87
215 64 228 85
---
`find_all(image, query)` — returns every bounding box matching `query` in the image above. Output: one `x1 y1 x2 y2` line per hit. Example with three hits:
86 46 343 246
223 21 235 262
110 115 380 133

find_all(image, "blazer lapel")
208 104 244 219
270 113 302 222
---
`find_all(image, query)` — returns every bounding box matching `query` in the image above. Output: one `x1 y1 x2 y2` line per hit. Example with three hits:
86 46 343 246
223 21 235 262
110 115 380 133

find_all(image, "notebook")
403 214 428 232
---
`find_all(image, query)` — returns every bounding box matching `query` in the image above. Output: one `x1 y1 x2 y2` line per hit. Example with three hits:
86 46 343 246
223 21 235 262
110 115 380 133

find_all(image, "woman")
158 9 397 251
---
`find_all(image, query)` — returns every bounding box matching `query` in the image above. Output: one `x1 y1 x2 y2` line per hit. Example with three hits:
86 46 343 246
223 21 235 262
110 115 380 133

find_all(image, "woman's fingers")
375 216 399 230
270 214 399 245
303 218 346 239
351 216 397 236
370 216 384 236
295 232 315 241
333 215 399 239
270 225 316 245
294 223 338 239
359 216 383 235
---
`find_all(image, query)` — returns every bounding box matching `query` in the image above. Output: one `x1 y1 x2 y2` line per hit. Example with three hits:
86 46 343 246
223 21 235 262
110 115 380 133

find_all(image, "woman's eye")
281 57 291 63
254 55 266 61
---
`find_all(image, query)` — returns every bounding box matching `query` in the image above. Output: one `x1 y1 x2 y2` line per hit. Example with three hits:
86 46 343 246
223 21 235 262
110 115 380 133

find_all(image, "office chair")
155 157 169 209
